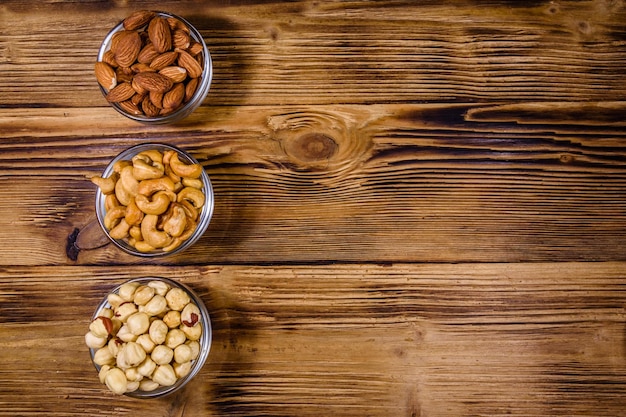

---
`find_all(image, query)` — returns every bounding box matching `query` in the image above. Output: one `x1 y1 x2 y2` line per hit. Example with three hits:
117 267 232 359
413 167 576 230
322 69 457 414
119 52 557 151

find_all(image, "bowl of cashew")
91 143 214 257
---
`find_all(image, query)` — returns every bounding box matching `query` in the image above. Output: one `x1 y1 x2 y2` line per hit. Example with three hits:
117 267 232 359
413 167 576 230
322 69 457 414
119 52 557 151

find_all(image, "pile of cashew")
85 280 204 394
91 148 206 253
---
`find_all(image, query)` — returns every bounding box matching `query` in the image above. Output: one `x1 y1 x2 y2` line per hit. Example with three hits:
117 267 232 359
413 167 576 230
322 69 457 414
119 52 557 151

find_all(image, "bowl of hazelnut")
85 277 211 397
95 10 212 124
90 142 214 257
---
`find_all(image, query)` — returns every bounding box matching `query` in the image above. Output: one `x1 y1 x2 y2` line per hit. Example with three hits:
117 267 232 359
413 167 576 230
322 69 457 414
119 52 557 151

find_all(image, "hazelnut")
127 312 150 335
139 379 160 392
136 334 156 354
163 310 181 329
89 316 114 338
126 380 140 393
148 280 170 296
152 364 177 386
99 308 115 319
98 364 112 384
121 341 147 368
85 331 107 349
104 367 128 395
143 294 168 316
174 343 192 364
181 303 200 327
149 319 168 345
186 340 200 361
133 285 155 305
173 361 192 379
137 357 156 377
117 324 138 343
151 344 173 365
181 321 202 341
108 337 124 357
115 302 138 322
107 293 125 309
125 367 143 382
118 282 140 301
165 287 190 311
94 347 116 366
165 328 186 349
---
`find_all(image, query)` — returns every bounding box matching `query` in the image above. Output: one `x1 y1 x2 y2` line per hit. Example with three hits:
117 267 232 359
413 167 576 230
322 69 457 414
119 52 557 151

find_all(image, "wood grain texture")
1 1 626 107
1 263 625 416
0 103 625 265
1 0 625 415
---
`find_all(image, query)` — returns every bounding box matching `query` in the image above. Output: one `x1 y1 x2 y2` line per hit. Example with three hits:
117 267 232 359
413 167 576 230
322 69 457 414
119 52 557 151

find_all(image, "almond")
184 77 199 102
142 97 160 117
149 91 164 109
162 83 185 110
105 82 136 102
118 99 143 115
114 30 142 68
186 42 203 57
133 71 173 93
159 66 187 83
123 10 156 31
149 51 179 70
102 50 118 68
131 62 155 73
177 49 202 78
137 43 159 65
172 29 191 49
95 62 117 91
148 17 172 53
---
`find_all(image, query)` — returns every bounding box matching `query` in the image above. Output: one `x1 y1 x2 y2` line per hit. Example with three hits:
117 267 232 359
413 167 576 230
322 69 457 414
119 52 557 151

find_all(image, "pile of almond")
95 10 205 118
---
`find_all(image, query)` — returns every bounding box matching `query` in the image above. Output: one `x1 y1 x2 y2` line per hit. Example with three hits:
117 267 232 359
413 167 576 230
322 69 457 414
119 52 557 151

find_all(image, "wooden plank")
0 104 625 265
1 1 625 107
0 262 625 416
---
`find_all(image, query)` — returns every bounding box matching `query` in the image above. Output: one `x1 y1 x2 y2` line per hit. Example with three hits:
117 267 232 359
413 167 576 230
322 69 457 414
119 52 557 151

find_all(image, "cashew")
162 237 183 252
90 172 119 195
113 160 132 174
141 214 173 248
136 149 163 164
135 191 174 215
129 225 143 241
104 205 127 230
178 218 198 241
115 178 133 206
132 159 165 180
182 177 203 189
109 218 131 240
162 203 187 237
164 163 181 184
137 177 176 196
125 198 144 226
177 187 205 209
133 240 156 253
179 199 199 222
105 194 121 211
169 152 203 179
119 166 139 197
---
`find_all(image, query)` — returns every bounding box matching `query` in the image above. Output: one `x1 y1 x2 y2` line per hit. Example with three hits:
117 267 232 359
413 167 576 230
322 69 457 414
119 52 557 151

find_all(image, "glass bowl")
96 10 212 124
88 276 212 398
94 142 214 257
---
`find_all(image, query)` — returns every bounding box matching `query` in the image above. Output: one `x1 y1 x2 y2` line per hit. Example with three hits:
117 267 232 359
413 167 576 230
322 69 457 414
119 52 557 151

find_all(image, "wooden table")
1 1 625 415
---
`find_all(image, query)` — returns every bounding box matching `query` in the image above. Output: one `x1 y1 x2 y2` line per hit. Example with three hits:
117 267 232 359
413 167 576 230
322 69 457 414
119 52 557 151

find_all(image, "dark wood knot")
284 133 338 164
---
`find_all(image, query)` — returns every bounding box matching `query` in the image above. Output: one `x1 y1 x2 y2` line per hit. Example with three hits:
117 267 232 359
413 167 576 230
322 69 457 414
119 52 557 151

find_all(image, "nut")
98 11 206 119
87 279 205 395
181 302 200 327
93 148 206 254
165 287 191 312
151 344 174 365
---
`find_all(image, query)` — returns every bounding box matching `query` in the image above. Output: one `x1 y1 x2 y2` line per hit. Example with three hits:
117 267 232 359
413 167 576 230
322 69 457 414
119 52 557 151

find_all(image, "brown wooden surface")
1 1 625 416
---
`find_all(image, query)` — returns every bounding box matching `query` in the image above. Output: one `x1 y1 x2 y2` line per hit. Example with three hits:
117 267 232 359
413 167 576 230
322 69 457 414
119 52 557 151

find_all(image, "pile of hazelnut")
85 279 203 395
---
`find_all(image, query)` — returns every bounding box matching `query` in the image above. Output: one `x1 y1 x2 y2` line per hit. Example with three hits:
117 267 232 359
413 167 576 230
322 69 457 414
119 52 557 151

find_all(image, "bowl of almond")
95 10 212 123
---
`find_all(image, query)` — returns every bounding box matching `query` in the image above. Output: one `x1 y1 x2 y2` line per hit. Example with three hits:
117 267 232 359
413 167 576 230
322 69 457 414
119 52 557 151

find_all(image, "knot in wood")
284 133 338 165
